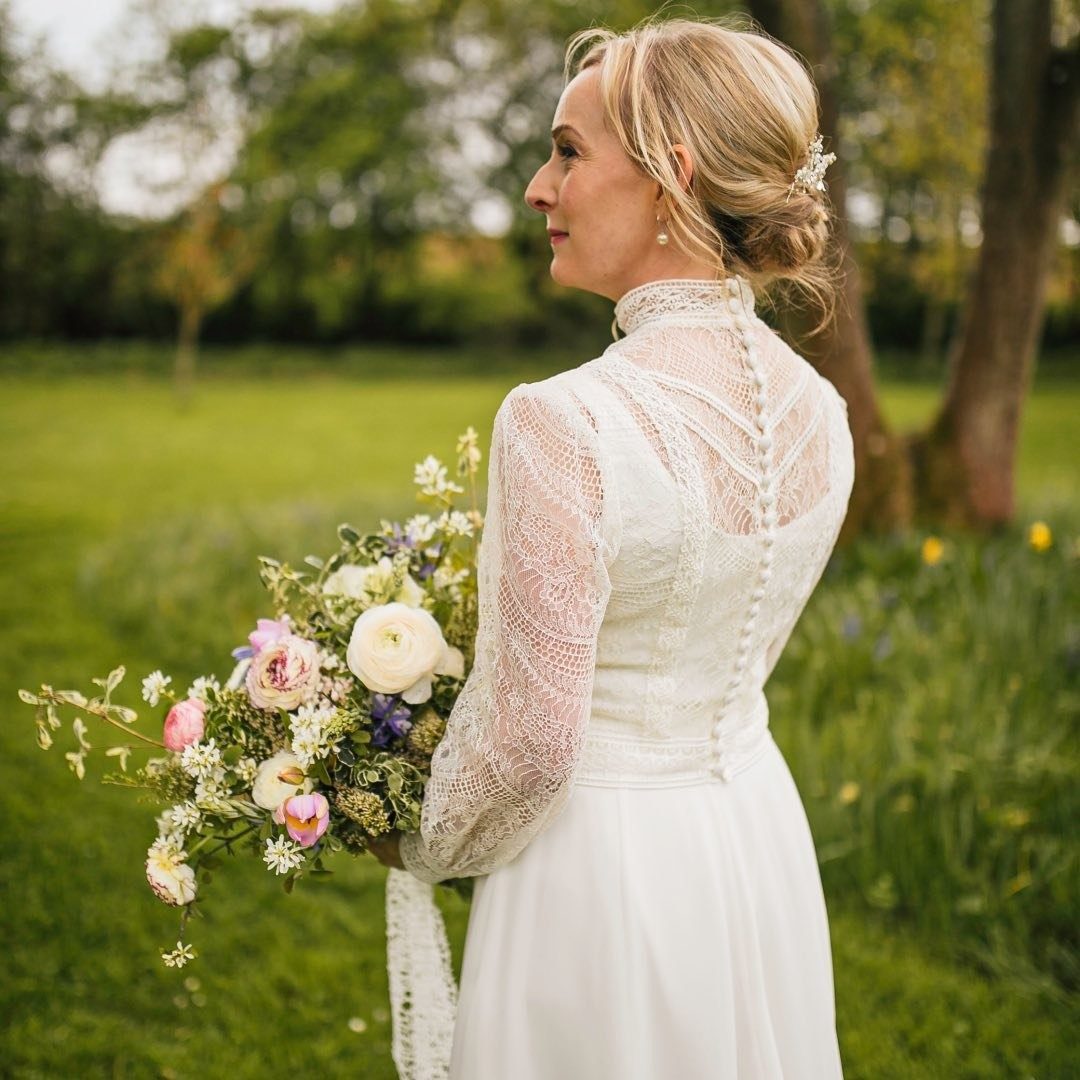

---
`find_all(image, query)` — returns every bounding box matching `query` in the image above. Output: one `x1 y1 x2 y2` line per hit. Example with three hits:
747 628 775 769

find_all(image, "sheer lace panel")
399 383 614 884
601 316 836 537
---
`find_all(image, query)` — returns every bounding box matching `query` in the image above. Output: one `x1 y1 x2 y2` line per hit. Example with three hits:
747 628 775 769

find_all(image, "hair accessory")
788 134 836 200
656 218 669 246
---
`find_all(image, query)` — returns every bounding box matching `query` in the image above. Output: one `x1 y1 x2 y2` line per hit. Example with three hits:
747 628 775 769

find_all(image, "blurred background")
2 0 1077 1076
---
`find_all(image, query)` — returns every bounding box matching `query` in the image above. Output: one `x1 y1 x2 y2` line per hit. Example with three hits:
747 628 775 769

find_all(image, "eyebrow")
551 124 585 141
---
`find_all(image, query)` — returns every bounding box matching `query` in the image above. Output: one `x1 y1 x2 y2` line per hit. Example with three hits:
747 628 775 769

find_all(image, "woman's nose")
524 159 555 213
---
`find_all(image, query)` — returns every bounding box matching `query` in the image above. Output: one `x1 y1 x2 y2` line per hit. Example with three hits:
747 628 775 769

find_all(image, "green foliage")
770 519 1079 993
1 356 1075 1074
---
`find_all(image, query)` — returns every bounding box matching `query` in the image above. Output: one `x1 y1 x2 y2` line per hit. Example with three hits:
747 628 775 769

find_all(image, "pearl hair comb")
787 134 836 200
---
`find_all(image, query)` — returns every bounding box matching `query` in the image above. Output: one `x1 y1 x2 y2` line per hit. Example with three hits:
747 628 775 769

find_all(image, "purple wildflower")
371 693 413 748
383 522 412 556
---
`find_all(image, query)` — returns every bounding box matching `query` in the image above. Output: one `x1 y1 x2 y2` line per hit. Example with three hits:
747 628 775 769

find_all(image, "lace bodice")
400 276 855 885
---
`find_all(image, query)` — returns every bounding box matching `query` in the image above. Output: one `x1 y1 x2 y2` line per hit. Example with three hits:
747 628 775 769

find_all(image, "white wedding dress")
392 275 854 1079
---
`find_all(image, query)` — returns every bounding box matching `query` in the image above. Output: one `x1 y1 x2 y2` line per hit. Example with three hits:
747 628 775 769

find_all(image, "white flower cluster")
404 514 439 544
169 800 202 834
456 426 482 474
180 738 222 780
432 564 471 601
141 670 171 707
161 941 197 968
234 756 259 785
312 648 354 703
290 701 340 768
414 455 464 498
186 675 220 701
194 770 234 814
264 835 304 875
436 510 475 538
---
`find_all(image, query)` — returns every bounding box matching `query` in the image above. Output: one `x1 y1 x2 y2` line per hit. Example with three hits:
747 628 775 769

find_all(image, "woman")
369 14 853 1078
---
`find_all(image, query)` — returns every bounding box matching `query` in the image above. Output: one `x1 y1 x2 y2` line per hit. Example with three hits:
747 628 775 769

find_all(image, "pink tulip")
273 792 330 848
249 617 292 656
163 698 207 752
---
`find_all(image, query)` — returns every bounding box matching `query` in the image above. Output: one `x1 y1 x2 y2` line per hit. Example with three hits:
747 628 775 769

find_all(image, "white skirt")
448 732 843 1079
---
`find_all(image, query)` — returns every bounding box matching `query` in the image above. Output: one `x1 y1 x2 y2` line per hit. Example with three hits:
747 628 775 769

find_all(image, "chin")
549 256 585 292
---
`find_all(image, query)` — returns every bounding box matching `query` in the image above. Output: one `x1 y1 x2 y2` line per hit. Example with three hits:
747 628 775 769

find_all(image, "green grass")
2 349 1077 1077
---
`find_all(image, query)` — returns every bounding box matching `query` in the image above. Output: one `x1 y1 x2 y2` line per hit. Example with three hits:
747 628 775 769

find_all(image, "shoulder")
495 365 602 441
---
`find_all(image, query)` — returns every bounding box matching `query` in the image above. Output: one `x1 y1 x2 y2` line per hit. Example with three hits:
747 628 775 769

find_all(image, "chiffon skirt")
447 731 843 1079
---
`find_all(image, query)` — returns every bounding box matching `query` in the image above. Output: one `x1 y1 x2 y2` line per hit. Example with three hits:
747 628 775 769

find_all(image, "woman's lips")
549 232 568 245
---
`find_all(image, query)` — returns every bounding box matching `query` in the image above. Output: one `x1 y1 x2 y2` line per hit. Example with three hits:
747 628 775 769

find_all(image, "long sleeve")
399 381 618 884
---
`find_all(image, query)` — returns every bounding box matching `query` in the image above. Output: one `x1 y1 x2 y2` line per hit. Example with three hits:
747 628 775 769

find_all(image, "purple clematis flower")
383 522 414 556
371 693 413 748
417 542 443 581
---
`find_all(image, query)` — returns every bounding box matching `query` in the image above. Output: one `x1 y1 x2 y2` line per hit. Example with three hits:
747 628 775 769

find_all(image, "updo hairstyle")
566 14 839 322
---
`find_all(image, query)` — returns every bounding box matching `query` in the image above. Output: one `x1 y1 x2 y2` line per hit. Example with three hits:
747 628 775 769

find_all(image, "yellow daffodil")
1026 521 1052 552
921 536 945 565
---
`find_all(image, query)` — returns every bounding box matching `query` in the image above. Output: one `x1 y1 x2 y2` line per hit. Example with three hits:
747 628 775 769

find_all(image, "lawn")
2 349 1076 1078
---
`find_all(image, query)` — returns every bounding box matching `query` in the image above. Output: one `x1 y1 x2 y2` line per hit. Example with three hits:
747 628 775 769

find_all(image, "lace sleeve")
399 382 617 884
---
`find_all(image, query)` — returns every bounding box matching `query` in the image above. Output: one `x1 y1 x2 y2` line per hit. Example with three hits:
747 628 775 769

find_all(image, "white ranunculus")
396 573 426 608
346 601 465 704
324 557 426 608
251 749 313 810
145 845 197 906
322 564 370 600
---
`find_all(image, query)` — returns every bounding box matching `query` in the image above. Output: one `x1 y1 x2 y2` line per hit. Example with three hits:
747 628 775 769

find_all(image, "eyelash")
556 143 577 161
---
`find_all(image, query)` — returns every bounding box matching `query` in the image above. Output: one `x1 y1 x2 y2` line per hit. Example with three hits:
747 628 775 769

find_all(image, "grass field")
2 348 1077 1078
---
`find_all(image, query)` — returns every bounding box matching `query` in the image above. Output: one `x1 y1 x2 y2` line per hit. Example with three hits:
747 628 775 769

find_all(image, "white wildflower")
234 756 258 785
154 808 184 848
264 835 305 875
186 675 220 701
161 941 197 969
456 426 482 474
437 510 475 538
169 801 202 834
433 565 470 593
317 648 343 673
180 738 222 780
141 670 171 706
414 455 464 498
149 834 185 859
194 768 234 813
290 702 339 768
404 514 439 543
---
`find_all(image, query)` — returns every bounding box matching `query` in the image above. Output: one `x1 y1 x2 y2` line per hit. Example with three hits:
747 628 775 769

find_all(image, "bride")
369 14 853 1079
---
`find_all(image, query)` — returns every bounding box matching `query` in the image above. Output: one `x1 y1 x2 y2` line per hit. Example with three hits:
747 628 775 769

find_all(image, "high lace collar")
613 276 755 336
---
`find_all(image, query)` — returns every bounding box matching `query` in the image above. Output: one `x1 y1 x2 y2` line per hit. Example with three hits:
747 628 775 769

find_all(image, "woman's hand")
367 831 405 871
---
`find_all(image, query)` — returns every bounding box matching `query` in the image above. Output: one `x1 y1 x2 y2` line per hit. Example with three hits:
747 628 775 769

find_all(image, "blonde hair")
565 12 839 329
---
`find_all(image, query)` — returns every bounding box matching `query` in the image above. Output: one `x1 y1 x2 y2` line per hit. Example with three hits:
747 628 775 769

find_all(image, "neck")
602 253 722 304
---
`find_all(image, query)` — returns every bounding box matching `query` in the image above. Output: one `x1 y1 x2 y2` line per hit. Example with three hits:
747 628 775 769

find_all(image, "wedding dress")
391 275 854 1079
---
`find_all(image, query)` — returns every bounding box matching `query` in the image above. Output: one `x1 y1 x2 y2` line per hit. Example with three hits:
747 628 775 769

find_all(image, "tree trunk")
747 0 912 540
909 0 1079 527
175 301 202 407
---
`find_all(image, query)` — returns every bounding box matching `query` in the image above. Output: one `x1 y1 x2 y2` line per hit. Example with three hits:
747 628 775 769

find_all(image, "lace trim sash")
574 717 774 788
386 870 458 1079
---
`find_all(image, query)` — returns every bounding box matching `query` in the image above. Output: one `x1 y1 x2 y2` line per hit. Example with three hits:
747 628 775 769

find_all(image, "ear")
670 144 694 192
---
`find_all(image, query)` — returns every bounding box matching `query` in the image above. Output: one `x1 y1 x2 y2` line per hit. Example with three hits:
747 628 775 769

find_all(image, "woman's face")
525 65 695 303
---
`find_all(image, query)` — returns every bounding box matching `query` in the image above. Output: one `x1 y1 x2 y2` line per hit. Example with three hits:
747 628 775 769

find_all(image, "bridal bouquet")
19 427 485 970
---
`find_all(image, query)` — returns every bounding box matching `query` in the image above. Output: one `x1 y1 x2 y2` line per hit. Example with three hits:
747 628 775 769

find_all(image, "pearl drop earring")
656 218 669 246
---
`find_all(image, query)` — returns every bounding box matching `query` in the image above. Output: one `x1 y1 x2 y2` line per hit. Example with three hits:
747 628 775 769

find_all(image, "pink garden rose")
249 616 292 656
274 792 330 848
245 634 320 711
163 698 207 752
